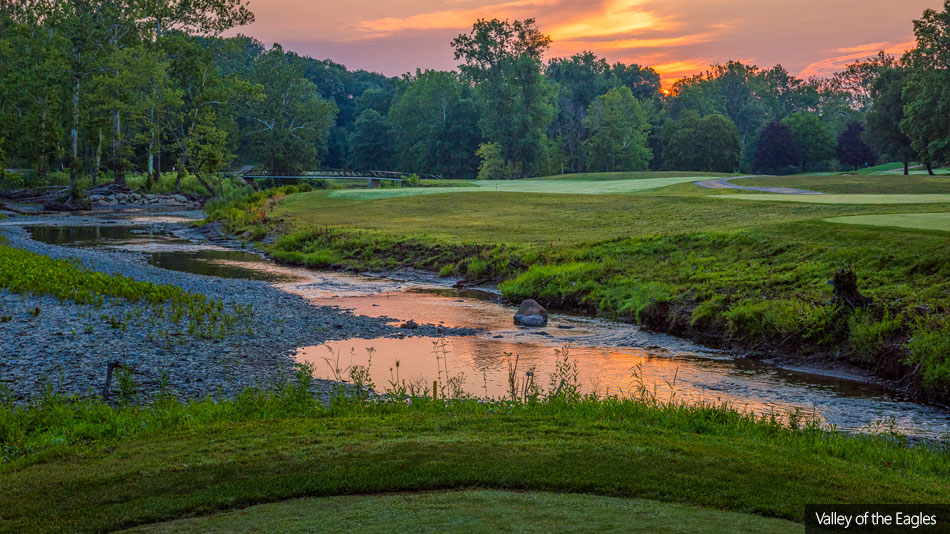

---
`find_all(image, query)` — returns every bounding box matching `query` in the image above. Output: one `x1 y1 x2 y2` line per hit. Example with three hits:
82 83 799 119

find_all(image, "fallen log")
0 202 30 215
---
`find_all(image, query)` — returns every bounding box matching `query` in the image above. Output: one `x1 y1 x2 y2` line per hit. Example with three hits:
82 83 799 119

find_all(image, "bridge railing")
237 168 444 181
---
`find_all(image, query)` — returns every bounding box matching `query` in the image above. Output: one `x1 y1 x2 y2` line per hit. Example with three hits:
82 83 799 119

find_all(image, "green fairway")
278 189 909 245
826 212 950 232
717 193 950 204
123 490 801 534
734 175 950 194
329 175 716 200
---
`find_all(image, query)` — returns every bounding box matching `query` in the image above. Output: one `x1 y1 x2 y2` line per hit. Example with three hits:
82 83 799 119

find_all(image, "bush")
0 170 24 191
438 263 455 277
848 310 902 361
723 299 807 341
904 317 950 396
466 257 489 279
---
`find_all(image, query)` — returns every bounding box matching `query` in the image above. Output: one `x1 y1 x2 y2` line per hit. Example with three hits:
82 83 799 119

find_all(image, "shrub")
0 170 24 191
466 257 489 279
904 317 950 396
723 299 806 341
848 310 902 361
438 263 455 277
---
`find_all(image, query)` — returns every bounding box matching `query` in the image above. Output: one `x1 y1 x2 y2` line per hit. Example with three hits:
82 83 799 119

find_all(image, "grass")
123 490 801 533
2 373 949 534
278 190 902 245
0 238 250 339
207 173 950 398
737 174 950 194
826 213 950 233
719 193 950 204
329 174 721 200
536 171 736 181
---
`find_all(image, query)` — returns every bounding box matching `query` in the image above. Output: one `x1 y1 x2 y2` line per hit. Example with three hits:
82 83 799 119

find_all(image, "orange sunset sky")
234 0 937 83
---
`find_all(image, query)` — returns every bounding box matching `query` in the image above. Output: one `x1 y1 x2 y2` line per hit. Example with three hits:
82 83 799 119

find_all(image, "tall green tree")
661 112 741 173
0 14 69 178
453 18 556 178
901 1 950 174
388 70 482 179
164 35 247 193
836 121 876 172
348 109 393 170
865 66 914 175
242 45 337 176
753 121 801 174
781 112 834 172
583 87 651 172
545 52 612 173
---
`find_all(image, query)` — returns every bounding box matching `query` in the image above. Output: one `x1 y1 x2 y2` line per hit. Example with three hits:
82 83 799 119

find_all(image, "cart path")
695 176 825 195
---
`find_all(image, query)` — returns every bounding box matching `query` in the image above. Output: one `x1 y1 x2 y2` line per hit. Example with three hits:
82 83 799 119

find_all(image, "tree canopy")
836 121 876 172
753 121 801 175
661 112 741 173
583 87 651 172
0 3 948 191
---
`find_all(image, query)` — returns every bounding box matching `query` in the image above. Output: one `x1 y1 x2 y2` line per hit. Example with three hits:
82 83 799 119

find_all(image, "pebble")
0 221 476 403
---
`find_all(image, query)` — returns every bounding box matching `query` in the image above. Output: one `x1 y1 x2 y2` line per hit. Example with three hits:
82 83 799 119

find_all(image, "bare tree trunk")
175 151 187 194
93 129 102 186
269 154 276 188
146 108 155 190
38 106 48 179
69 76 80 198
155 149 162 185
927 161 935 176
191 168 217 197
113 109 124 185
904 155 909 176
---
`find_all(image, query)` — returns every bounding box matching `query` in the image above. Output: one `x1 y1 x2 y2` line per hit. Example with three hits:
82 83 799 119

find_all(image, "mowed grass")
736 174 950 194
826 213 950 233
718 193 950 204
124 490 801 534
279 190 915 245
4 395 950 534
329 174 719 200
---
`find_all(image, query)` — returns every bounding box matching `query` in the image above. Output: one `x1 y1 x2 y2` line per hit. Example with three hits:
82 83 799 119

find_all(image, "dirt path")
695 176 825 195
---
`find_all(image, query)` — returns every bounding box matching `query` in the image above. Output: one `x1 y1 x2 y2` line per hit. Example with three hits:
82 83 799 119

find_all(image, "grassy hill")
209 173 950 399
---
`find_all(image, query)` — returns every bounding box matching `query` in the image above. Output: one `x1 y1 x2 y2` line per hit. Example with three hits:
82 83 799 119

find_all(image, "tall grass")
2 356 948 475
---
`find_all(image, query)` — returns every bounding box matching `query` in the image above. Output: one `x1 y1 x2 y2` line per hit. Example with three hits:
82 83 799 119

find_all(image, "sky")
232 0 938 84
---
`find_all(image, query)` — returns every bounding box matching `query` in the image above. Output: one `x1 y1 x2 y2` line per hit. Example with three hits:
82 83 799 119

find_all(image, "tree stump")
830 268 872 309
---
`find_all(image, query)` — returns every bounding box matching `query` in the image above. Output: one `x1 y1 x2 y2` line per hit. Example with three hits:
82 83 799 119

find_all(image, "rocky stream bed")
0 217 475 403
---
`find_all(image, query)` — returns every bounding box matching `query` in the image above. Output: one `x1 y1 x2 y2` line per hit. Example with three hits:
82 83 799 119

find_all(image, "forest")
1 1 949 194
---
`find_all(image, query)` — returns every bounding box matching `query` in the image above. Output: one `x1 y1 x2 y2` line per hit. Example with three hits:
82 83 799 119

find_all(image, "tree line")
2 1 949 197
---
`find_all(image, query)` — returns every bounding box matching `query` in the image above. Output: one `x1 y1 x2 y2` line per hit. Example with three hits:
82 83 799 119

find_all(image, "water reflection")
28 225 308 283
26 216 950 438
304 335 950 437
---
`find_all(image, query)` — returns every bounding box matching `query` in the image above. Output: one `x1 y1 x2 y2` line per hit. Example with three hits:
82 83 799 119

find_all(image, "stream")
19 208 950 439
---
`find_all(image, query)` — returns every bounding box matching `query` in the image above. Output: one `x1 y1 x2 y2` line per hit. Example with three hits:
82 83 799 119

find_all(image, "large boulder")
514 299 548 327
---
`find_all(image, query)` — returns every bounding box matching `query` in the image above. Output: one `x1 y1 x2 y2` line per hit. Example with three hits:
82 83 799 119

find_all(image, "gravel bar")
0 216 475 403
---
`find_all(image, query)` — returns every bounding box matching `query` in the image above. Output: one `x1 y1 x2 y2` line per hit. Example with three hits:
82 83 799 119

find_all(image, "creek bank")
0 217 477 402
211 221 922 401
1 184 204 211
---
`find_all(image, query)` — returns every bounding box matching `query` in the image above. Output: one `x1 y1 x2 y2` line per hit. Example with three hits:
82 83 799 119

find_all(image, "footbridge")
237 168 444 188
